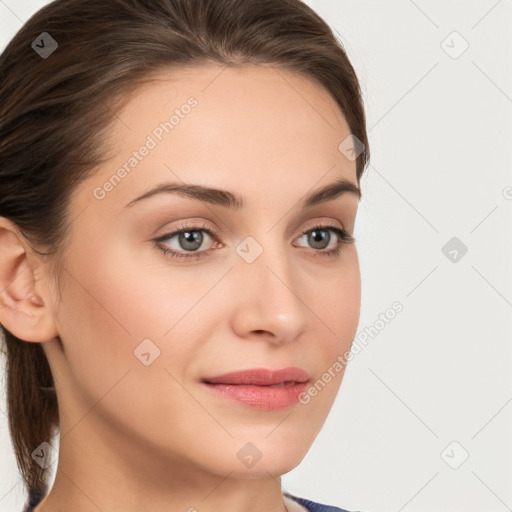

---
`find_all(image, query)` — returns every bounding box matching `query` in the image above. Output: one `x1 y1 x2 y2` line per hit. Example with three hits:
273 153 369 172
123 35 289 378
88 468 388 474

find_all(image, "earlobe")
0 217 59 343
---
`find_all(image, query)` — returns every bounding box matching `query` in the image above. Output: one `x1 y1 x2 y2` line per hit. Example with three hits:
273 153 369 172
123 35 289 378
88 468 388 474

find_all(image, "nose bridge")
231 231 309 338
237 232 293 291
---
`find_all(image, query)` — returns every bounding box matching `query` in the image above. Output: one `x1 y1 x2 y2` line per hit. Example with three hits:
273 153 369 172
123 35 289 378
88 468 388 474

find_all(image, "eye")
152 221 221 260
153 221 355 261
294 223 355 257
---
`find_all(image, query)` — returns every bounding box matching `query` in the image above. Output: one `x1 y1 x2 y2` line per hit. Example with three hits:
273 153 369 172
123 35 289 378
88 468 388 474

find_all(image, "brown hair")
0 0 370 502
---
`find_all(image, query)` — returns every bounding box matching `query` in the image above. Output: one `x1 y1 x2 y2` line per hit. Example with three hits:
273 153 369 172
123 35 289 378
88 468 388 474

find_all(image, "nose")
228 240 310 345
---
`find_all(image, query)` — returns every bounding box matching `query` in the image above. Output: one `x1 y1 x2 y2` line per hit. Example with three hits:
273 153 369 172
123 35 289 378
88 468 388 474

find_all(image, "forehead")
77 63 357 214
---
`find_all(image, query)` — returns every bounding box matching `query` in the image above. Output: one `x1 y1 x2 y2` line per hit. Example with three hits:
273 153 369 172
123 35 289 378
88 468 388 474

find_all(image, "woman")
0 0 370 511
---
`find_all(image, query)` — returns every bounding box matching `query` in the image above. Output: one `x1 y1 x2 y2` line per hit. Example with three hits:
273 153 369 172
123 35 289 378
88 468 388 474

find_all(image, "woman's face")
43 63 361 481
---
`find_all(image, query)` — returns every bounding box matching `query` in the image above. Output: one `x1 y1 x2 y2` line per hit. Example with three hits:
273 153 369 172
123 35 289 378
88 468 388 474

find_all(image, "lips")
201 367 311 410
201 367 310 386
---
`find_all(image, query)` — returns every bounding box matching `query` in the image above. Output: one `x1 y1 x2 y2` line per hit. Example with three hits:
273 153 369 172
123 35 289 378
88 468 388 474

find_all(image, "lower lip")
201 381 309 410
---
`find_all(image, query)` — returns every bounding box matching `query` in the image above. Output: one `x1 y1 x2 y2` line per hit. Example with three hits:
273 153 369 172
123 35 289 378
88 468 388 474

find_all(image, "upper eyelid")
155 220 347 241
155 222 348 250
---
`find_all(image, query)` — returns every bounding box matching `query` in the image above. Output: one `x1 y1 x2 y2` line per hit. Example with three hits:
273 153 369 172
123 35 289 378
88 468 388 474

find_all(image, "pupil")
309 229 329 249
179 231 203 251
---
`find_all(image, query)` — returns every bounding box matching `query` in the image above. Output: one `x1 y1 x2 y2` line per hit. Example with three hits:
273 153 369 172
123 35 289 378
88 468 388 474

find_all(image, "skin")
0 63 361 512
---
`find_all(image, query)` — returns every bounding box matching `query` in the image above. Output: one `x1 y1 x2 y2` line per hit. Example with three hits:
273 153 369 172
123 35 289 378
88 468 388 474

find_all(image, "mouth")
201 367 310 386
200 367 310 410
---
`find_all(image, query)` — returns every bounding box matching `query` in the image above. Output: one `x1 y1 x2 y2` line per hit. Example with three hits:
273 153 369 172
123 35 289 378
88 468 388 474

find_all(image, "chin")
228 456 304 479
229 434 312 478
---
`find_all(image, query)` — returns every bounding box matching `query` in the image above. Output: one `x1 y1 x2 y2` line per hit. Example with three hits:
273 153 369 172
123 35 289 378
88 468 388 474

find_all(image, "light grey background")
1 1 511 511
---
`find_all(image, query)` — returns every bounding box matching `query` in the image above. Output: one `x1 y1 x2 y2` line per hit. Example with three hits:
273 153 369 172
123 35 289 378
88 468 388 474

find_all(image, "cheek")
54 246 221 437
309 248 361 350
63 227 222 336
299 250 361 404
55 235 230 390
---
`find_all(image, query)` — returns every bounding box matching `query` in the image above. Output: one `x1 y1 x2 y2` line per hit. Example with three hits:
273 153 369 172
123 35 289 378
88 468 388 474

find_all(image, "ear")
0 217 59 343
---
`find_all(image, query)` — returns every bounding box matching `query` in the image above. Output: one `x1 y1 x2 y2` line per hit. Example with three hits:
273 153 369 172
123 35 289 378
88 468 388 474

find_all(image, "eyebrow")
124 177 361 210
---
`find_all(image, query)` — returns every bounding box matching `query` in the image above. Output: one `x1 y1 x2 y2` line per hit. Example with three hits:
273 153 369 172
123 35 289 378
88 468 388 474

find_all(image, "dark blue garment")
24 486 360 512
284 491 360 512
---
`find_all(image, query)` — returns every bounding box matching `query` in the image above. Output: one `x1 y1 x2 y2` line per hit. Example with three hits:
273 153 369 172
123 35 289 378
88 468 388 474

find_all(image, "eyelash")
152 221 355 261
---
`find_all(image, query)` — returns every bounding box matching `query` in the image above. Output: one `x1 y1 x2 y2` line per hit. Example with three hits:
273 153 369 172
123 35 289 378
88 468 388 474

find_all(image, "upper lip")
201 367 310 386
